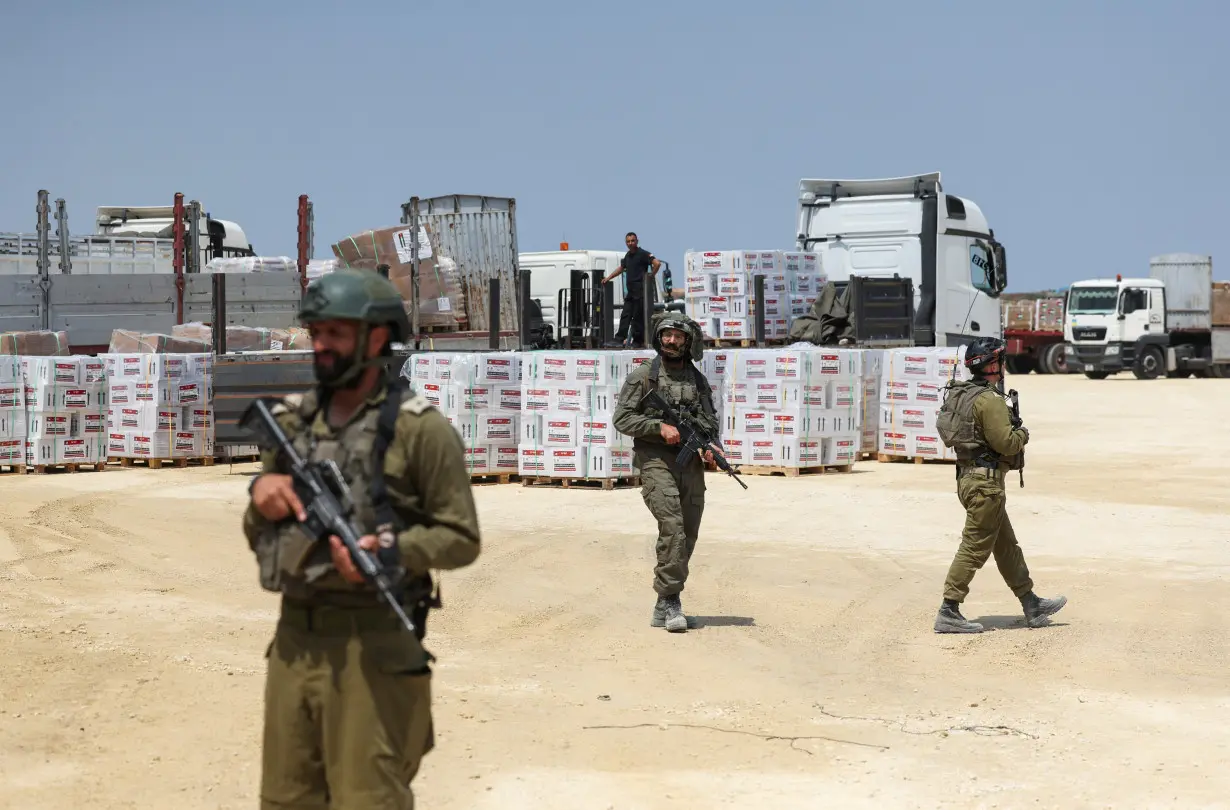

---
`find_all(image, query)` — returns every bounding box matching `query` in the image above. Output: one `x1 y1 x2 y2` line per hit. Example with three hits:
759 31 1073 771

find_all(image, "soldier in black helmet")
933 336 1067 634
242 268 482 808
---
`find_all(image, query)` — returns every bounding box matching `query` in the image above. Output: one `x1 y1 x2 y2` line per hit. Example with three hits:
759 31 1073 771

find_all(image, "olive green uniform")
939 381 1033 603
612 358 719 597
243 382 481 810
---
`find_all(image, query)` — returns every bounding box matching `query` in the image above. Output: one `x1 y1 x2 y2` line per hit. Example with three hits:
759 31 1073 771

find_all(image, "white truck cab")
96 205 254 258
795 172 1007 347
1063 276 1168 378
1065 254 1230 379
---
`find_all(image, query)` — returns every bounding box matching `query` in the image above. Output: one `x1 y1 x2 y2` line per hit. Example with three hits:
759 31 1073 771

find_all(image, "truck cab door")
1118 287 1151 342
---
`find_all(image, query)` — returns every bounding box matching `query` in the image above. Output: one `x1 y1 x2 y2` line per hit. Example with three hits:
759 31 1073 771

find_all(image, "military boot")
655 594 687 633
934 599 984 634
1020 592 1067 628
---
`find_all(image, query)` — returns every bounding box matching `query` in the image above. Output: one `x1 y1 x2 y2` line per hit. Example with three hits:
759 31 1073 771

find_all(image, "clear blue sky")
3 0 1225 292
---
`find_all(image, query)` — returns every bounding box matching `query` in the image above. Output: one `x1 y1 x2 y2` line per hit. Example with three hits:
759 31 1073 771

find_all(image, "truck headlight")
1105 345 1120 355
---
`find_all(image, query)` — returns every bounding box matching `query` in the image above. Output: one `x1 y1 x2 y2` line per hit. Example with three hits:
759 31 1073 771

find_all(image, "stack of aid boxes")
517 350 652 479
682 250 825 341
707 346 864 469
401 351 523 476
0 355 27 468
101 352 215 461
877 346 970 461
19 355 109 467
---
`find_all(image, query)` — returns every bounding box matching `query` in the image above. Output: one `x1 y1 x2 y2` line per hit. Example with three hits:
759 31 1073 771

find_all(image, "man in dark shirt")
603 232 661 345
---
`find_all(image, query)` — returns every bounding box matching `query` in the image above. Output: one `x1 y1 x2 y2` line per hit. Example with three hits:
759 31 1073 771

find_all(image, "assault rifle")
240 398 417 635
638 388 748 490
1007 387 1024 488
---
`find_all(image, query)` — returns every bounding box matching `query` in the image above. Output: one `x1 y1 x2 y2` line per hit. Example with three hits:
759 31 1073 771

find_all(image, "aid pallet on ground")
520 474 641 491
876 453 955 465
109 456 216 470
9 461 108 474
469 472 520 486
733 462 854 477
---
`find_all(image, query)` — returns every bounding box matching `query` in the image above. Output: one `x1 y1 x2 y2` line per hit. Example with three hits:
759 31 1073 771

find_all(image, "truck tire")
1133 345 1164 380
1209 364 1228 379
1084 370 1110 380
1006 356 1035 375
1041 343 1068 375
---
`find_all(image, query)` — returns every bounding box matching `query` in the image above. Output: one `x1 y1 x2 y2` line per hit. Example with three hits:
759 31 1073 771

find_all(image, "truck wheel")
1084 370 1110 380
1133 346 1164 379
1209 364 1227 379
1006 356 1034 375
1040 343 1068 375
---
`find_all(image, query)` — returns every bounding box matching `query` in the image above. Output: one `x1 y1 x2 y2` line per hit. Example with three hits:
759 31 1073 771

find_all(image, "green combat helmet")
298 268 412 388
650 311 705 363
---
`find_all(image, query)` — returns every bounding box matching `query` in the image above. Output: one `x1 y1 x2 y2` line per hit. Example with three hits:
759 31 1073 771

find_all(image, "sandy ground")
2 373 1228 810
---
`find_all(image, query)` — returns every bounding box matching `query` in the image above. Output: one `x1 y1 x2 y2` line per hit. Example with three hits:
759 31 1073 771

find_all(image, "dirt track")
2 374 1228 809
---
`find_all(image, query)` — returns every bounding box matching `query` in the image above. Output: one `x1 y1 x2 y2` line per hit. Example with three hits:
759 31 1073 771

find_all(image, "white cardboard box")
546 447 588 477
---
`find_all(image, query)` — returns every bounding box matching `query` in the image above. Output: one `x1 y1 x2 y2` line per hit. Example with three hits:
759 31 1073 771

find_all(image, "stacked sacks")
100 352 215 461
877 346 970 461
707 346 864 469
402 351 523 476
517 349 652 479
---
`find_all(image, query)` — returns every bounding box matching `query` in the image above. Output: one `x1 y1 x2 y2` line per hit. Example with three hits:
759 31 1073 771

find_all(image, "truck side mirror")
991 242 1007 292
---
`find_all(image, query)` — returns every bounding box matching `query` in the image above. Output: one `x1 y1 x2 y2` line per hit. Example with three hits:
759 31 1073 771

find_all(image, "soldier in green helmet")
242 268 482 808
933 336 1066 634
613 312 719 633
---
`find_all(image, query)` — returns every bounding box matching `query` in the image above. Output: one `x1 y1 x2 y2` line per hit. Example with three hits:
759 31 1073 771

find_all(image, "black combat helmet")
298 268 411 388
963 336 1007 375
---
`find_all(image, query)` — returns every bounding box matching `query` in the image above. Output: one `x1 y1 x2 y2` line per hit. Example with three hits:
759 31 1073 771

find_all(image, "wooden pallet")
735 463 853 477
469 472 519 486
520 475 641 491
876 453 955 465
0 463 28 476
110 456 216 470
28 462 107 474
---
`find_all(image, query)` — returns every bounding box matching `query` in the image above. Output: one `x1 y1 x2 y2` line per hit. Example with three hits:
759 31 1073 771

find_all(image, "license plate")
1084 364 1094 371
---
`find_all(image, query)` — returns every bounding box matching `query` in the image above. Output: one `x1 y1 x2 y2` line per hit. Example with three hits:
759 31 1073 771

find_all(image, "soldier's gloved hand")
1017 426 1030 443
659 423 681 445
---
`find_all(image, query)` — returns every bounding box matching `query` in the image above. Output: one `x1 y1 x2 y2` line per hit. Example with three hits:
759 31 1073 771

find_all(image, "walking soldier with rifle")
613 312 737 633
241 268 482 809
932 336 1066 635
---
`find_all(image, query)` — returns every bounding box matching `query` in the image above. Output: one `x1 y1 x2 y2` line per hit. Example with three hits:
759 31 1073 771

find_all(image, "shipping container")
1149 253 1212 331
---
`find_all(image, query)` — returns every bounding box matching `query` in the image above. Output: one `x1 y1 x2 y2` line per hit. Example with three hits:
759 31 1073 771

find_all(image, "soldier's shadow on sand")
970 614 1069 631
687 615 755 629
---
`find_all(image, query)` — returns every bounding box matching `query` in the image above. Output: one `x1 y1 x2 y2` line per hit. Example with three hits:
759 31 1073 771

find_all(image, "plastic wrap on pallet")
713 346 862 469
515 350 655 480
400 350 523 476
877 347 970 461
170 322 312 351
0 355 107 467
0 330 70 356
97 352 215 462
203 255 298 273
681 249 827 342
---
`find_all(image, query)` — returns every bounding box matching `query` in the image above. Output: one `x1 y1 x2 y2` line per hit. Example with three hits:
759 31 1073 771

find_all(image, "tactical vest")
645 355 714 421
252 382 438 630
934 380 1001 468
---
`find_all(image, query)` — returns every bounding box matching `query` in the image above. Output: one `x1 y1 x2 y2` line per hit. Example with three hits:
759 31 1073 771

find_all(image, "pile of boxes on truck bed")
683 250 826 341
400 343 971 478
0 328 216 469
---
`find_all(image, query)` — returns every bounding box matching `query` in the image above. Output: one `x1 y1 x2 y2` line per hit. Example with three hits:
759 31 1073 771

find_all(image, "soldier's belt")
959 466 1005 480
278 598 406 635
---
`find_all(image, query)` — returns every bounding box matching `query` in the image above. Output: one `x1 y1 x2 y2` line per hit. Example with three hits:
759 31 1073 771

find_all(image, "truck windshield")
1068 287 1118 313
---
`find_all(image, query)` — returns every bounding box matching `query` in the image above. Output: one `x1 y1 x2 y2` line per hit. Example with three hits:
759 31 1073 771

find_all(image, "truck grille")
1071 326 1107 342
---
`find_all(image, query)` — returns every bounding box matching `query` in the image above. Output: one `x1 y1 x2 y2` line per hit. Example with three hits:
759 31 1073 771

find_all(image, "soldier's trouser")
943 471 1034 603
639 456 706 596
260 603 434 810
615 294 646 344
